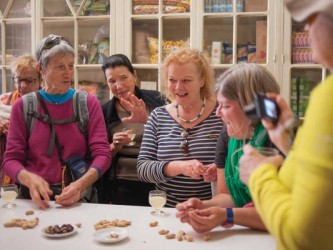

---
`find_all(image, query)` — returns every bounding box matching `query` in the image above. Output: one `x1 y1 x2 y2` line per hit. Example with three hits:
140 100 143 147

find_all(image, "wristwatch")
221 208 234 228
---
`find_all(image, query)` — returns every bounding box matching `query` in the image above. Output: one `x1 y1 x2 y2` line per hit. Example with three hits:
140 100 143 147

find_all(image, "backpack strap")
23 92 38 137
73 89 89 136
73 89 91 161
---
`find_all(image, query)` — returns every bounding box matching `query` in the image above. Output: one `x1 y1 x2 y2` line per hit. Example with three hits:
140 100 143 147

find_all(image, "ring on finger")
114 140 120 146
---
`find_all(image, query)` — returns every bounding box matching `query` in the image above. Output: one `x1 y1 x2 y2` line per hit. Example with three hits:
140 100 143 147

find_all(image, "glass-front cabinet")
125 0 276 91
282 8 327 118
0 0 34 95
36 0 113 104
2 0 323 110
124 0 191 91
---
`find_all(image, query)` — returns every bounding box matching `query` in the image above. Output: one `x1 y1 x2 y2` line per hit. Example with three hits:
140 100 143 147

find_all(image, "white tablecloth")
0 198 276 250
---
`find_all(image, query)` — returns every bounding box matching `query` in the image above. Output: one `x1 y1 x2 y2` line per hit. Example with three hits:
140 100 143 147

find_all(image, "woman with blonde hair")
0 55 42 185
137 48 223 207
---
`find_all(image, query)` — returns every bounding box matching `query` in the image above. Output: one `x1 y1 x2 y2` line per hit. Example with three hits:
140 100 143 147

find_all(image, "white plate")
93 228 128 243
42 224 77 238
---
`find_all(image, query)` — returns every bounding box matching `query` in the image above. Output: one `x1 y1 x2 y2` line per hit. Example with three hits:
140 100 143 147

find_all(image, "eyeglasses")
179 129 190 156
12 77 36 85
39 36 70 59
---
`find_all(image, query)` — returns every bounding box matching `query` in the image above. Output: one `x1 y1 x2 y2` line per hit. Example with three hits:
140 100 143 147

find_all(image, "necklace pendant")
175 98 206 124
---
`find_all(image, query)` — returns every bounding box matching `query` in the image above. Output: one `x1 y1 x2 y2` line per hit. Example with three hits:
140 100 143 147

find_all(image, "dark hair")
102 54 134 75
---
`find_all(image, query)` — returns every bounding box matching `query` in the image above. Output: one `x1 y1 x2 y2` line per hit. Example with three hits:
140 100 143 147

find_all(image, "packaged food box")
245 0 267 12
256 20 267 64
211 41 222 64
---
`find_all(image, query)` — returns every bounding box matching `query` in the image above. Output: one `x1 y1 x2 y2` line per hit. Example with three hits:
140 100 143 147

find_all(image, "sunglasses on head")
39 36 70 59
179 129 190 156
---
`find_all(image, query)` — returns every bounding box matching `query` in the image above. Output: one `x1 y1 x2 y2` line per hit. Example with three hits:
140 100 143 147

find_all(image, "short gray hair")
35 34 74 67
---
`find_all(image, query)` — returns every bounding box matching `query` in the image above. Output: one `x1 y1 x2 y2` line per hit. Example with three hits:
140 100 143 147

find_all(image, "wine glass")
149 190 167 216
231 147 279 169
122 128 136 146
255 147 279 156
1 184 18 208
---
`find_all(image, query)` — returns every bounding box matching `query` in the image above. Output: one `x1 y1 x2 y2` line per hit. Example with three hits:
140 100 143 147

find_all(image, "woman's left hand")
120 94 148 123
239 144 284 185
55 181 83 206
202 163 217 182
187 207 226 233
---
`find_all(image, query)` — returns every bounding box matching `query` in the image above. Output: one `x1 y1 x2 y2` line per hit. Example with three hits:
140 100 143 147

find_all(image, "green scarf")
225 123 267 207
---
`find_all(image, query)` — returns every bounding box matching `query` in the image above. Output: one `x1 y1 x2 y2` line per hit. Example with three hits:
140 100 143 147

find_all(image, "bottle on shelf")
226 0 233 12
236 0 244 12
212 0 219 13
219 0 227 12
205 0 213 13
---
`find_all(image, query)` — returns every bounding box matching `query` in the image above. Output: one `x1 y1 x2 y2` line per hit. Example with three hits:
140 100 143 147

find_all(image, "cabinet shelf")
290 64 322 69
133 64 159 69
2 0 315 109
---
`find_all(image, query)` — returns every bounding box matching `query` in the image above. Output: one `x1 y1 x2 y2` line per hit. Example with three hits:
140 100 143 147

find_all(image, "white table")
0 199 276 250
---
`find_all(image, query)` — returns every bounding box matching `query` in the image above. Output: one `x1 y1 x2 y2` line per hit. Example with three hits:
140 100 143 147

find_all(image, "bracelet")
221 208 234 228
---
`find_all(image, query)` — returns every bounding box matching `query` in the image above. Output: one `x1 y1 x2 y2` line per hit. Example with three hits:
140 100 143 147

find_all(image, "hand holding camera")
244 93 295 155
243 93 280 125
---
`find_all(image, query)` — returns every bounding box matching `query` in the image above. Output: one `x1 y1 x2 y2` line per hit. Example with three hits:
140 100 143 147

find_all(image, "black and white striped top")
137 106 223 207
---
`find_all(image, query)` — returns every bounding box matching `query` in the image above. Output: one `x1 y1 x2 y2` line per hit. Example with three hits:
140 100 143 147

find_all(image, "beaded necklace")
175 98 206 123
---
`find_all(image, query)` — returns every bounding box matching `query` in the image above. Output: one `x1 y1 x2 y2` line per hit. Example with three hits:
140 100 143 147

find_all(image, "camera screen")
264 98 278 119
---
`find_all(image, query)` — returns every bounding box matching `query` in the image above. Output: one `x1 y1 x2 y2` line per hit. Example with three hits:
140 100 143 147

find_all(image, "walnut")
94 219 131 230
203 234 212 241
165 233 176 239
149 221 158 227
75 223 82 228
158 229 169 235
25 210 34 216
177 231 185 241
44 224 74 234
110 233 119 238
3 218 39 230
184 234 193 242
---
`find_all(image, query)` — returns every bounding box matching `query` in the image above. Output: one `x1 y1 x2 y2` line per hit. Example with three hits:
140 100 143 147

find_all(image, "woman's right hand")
112 131 132 148
180 159 207 179
18 170 52 209
176 198 204 223
262 94 295 155
0 119 9 135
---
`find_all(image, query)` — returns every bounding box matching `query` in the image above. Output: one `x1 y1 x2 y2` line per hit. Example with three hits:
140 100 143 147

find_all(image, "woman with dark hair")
99 54 165 206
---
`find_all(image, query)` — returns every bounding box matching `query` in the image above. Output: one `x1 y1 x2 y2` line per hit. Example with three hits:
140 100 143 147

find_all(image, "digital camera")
243 93 280 124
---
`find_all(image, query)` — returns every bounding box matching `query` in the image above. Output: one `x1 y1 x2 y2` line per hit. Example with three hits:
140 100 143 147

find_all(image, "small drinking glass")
149 190 167 216
231 146 279 169
1 184 18 208
122 128 136 146
255 147 279 156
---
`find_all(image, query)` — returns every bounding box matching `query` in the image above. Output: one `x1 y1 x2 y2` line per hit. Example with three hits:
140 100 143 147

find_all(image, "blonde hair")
11 54 40 81
161 47 215 100
215 63 280 108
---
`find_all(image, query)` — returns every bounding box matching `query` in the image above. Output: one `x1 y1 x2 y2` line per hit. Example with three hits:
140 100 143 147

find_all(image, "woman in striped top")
137 48 223 207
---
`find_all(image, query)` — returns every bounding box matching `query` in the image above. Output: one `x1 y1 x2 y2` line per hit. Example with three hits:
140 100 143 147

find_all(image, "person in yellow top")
239 0 333 249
